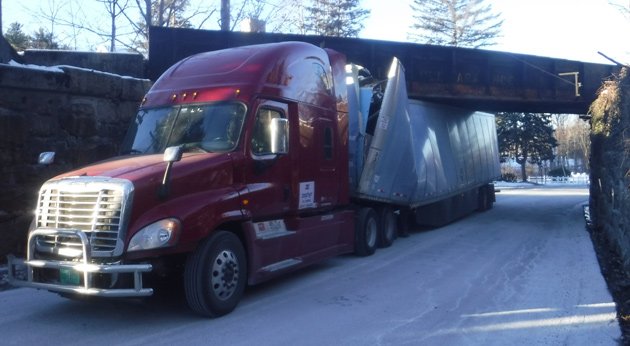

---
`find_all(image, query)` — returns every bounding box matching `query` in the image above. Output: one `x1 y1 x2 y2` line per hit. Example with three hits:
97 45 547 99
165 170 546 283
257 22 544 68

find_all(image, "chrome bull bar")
7 228 153 297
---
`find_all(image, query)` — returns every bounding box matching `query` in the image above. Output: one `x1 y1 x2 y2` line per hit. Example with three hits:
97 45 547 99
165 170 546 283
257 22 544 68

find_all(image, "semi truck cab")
9 42 357 317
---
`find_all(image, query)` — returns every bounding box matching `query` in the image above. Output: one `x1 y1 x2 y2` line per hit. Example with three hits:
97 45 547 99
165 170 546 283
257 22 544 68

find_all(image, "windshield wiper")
182 143 209 153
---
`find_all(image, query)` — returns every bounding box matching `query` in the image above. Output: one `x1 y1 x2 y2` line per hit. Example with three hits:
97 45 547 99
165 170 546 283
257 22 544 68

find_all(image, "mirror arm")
158 146 183 199
158 161 174 199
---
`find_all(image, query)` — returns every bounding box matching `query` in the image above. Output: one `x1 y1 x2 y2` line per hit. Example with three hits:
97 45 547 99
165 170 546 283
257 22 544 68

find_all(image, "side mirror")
163 146 183 163
38 152 56 165
270 118 289 155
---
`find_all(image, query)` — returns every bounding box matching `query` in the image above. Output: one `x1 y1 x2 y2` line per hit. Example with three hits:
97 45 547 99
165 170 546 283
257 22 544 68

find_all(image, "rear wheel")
477 185 493 211
184 231 247 317
377 206 396 248
355 207 378 256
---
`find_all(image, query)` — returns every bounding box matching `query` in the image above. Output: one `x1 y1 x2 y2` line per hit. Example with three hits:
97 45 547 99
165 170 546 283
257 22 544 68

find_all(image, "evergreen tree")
408 0 502 48
30 28 59 49
496 112 557 182
4 22 30 51
304 0 370 37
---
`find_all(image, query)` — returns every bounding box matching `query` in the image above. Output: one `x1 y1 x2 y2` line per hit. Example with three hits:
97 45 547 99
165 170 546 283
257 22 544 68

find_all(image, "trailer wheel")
355 207 378 256
184 231 247 317
378 206 396 248
477 185 493 211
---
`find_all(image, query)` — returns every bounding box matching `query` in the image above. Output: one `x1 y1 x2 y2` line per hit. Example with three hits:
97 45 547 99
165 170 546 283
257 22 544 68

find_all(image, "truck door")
313 117 340 209
244 100 295 219
243 100 306 274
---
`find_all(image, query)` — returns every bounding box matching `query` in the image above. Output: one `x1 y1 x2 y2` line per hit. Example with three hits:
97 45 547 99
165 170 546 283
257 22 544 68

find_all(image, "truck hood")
53 152 238 198
57 154 171 180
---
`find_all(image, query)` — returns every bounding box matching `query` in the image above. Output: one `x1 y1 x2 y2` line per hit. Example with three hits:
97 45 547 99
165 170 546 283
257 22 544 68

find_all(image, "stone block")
0 111 26 145
22 50 146 78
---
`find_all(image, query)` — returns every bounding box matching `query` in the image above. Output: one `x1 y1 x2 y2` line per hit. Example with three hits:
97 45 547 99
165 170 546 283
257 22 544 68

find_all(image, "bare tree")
232 0 306 34
551 114 591 173
409 0 503 48
609 0 630 20
15 0 303 54
570 120 591 172
563 118 591 173
37 0 65 42
97 0 131 52
23 0 91 50
212 0 306 34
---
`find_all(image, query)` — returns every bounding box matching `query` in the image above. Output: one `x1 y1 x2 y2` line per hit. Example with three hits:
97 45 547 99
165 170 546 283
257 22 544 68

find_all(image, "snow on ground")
0 184 619 345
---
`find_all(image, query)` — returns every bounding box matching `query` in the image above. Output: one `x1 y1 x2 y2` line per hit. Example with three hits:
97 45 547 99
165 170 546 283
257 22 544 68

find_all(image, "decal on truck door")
253 220 293 240
299 181 315 209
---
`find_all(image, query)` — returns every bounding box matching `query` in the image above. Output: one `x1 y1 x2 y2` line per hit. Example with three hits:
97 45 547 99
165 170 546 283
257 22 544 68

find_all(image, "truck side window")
252 108 283 155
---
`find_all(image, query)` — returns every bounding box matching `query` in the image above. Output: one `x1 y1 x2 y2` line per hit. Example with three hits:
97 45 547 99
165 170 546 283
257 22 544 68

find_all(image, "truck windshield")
121 102 246 155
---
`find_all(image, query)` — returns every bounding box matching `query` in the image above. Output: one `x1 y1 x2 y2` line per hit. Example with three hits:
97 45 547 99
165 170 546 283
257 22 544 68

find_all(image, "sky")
361 0 629 64
3 0 629 65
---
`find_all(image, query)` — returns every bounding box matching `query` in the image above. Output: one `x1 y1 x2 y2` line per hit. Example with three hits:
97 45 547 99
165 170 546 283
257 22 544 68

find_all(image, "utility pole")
221 0 230 31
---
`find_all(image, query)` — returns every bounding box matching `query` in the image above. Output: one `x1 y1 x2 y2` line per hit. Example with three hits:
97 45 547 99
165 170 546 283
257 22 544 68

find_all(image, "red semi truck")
8 41 500 317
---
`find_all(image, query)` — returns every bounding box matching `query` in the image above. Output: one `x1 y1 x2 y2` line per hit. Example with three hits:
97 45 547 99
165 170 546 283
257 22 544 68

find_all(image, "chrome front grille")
34 177 133 257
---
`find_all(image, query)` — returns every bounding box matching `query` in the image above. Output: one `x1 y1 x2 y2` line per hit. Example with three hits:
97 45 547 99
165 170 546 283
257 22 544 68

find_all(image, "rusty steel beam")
148 27 619 114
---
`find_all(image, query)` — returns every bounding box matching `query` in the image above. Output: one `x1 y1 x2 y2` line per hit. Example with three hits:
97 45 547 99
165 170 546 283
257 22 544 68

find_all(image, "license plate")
60 268 81 286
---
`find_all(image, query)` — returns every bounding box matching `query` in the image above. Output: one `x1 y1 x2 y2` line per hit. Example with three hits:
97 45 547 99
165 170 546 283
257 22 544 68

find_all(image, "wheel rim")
367 217 378 248
211 250 240 301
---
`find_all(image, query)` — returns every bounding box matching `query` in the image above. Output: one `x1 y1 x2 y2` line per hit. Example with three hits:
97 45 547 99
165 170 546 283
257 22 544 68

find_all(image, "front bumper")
7 228 153 297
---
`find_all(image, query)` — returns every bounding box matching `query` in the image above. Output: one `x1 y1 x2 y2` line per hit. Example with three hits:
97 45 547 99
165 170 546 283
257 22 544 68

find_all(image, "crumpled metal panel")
356 58 500 207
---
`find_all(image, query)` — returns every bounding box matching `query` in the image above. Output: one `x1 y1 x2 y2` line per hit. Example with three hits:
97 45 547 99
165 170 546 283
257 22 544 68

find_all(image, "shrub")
501 172 518 182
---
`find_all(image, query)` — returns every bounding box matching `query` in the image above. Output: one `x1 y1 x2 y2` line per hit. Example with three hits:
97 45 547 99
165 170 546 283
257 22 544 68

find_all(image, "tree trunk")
144 0 151 42
520 162 527 182
110 0 116 52
158 0 165 26
221 0 230 31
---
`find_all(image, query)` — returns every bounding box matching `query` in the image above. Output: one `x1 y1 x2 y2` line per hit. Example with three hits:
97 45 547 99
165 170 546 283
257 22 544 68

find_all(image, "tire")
355 207 378 256
184 231 247 318
477 185 493 212
377 206 396 248
397 208 412 237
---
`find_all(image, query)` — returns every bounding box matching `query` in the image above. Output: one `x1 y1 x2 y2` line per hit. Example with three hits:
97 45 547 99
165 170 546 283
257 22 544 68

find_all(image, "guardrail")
528 175 590 185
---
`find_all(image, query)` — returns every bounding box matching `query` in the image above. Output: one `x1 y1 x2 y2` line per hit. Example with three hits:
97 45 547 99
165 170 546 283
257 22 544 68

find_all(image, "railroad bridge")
148 27 619 115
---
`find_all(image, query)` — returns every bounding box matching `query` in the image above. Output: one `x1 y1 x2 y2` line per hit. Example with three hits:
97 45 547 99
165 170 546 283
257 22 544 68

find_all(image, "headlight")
128 218 181 252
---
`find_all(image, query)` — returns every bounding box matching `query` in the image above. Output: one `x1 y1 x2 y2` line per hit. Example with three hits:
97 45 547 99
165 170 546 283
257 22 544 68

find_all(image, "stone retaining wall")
590 67 630 273
0 63 151 261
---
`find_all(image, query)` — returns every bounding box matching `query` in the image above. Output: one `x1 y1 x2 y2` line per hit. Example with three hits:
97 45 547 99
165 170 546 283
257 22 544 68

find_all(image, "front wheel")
184 231 247 317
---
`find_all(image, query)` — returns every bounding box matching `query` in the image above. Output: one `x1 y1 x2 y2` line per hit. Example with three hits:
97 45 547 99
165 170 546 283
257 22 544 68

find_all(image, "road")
0 185 620 345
